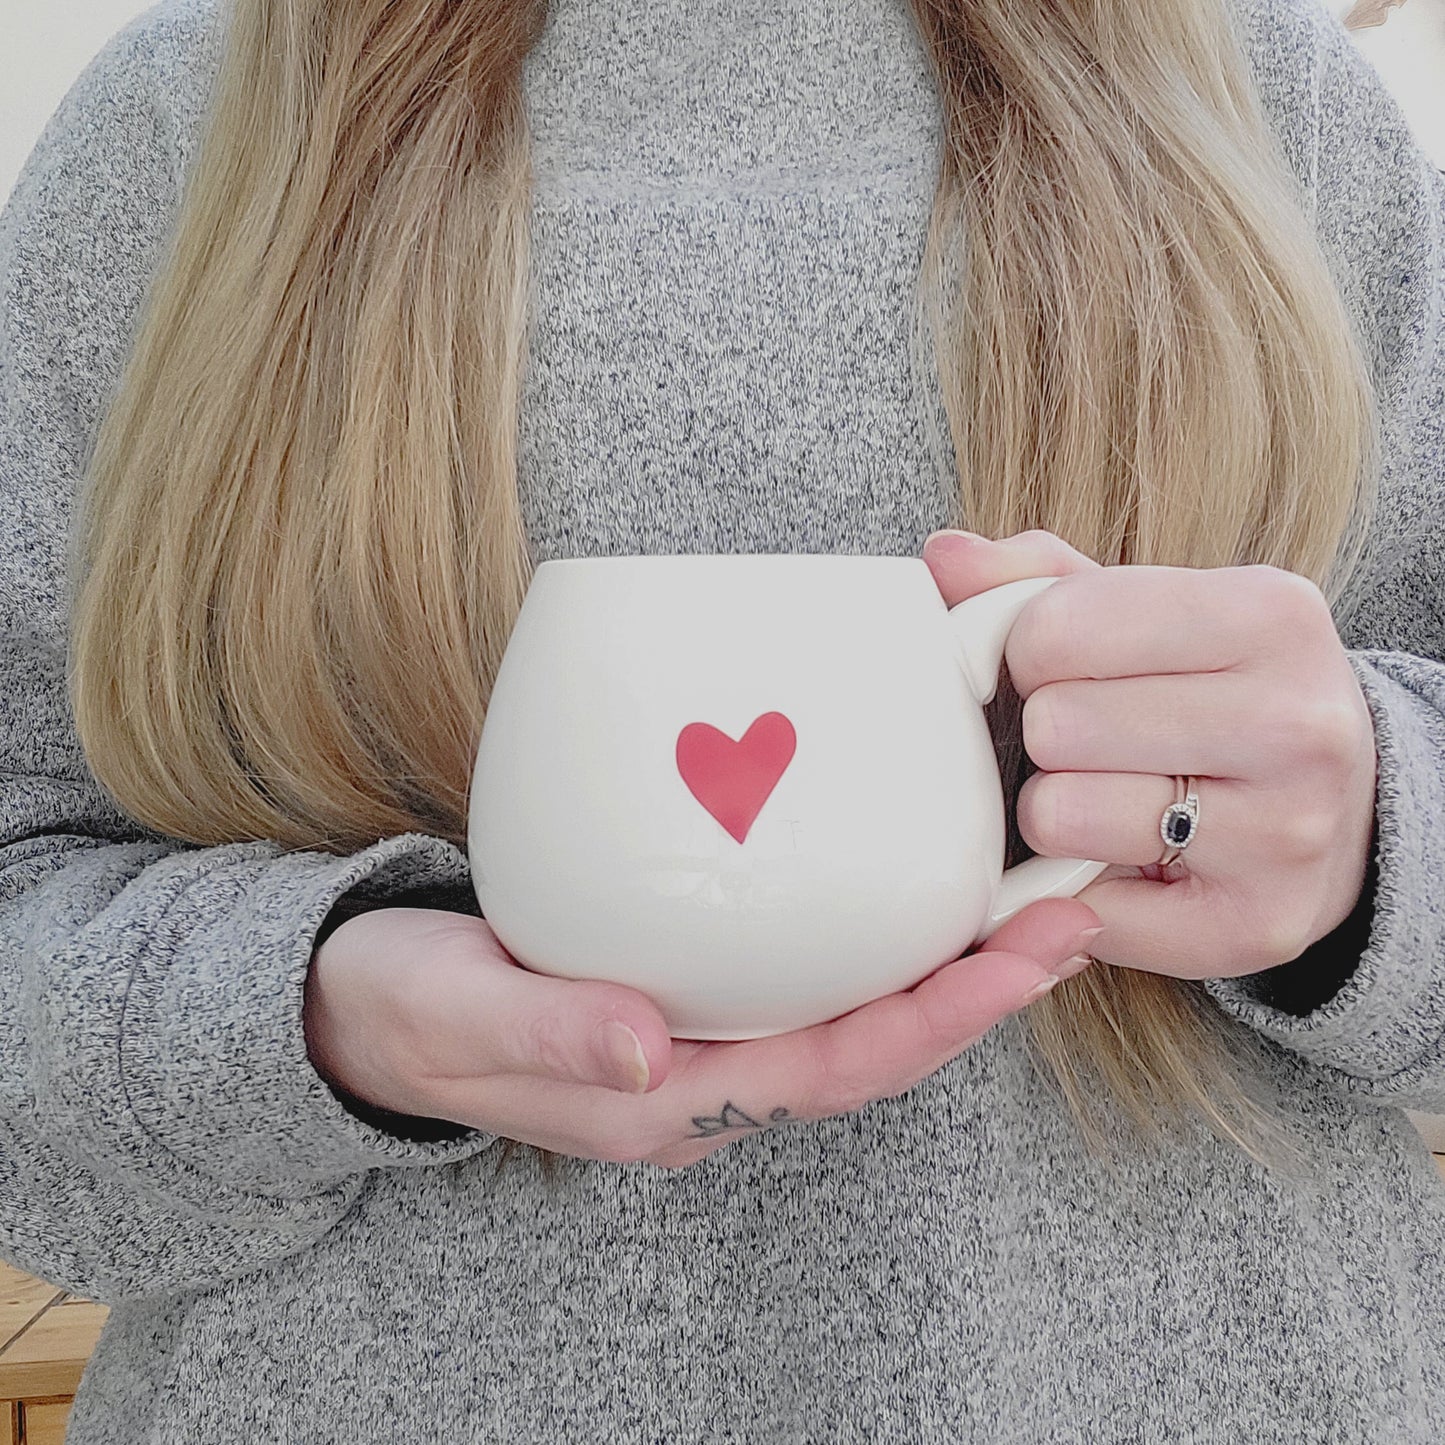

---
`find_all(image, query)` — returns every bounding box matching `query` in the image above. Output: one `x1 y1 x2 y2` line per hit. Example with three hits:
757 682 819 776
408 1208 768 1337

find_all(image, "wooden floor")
1 1153 1443 1438
0 1263 106 1444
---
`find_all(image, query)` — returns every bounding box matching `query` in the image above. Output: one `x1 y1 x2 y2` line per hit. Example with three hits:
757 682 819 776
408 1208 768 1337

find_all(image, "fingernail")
594 1021 650 1093
1020 973 1061 1004
1056 952 1095 979
926 529 988 550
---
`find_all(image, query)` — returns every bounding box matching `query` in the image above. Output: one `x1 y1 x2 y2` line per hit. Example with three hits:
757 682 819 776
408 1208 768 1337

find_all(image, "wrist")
303 943 472 1139
1248 841 1379 1016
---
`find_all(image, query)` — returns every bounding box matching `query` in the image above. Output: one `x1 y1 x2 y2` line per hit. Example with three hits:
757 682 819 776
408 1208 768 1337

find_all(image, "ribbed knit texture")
2 0 1444 1439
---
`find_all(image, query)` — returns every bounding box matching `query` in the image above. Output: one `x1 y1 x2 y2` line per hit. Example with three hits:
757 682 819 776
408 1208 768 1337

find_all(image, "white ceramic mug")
468 555 1106 1039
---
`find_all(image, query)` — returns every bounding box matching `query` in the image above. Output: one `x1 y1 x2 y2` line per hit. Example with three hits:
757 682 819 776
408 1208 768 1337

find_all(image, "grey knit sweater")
2 0 1444 1439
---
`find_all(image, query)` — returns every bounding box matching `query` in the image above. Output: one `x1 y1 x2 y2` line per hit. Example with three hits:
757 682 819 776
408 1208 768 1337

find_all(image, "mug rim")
533 553 929 571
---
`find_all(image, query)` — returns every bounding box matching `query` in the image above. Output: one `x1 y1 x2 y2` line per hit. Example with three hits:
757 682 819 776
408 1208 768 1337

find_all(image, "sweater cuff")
107 833 497 1195
1200 657 1442 1079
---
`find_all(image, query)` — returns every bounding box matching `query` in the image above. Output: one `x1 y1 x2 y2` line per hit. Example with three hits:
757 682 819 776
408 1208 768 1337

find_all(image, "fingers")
1027 764 1364 879
1018 770 1259 870
1003 564 1334 697
1023 674 1245 778
788 899 1100 1118
441 899 1101 1165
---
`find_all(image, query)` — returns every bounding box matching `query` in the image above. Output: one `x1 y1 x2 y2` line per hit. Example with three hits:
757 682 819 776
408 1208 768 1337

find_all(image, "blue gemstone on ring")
1165 811 1194 845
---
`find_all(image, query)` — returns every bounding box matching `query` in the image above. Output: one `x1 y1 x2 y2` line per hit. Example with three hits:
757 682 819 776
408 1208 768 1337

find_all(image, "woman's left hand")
922 529 1381 980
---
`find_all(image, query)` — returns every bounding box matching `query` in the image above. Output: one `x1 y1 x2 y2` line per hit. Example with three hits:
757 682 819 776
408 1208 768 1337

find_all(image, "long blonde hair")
70 0 1381 1173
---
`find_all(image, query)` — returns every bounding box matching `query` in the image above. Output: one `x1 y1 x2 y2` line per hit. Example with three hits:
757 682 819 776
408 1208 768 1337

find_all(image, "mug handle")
943 575 1108 943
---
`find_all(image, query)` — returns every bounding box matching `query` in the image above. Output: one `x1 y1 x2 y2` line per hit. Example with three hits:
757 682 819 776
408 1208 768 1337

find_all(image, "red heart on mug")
675 712 797 845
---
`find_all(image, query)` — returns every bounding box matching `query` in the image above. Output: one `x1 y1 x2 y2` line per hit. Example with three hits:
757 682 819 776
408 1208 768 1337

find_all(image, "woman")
2 0 1442 1438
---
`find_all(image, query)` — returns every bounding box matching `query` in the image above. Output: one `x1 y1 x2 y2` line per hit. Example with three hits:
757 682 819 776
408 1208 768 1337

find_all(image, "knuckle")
1293 697 1366 771
1021 687 1069 771
857 1055 929 1105
1246 567 1335 638
1236 562 1283 595
1017 772 1073 856
1253 692 1304 762
915 986 982 1047
1272 567 1331 622
1007 583 1072 692
909 998 995 1079
1017 528 1076 567
1256 692 1362 776
806 1037 881 1118
525 1012 580 1082
1015 775 1052 854
914 953 1025 1041
1272 804 1337 862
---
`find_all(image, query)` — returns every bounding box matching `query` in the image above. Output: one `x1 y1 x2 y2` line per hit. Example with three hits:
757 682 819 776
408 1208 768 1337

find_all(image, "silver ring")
1158 775 1200 866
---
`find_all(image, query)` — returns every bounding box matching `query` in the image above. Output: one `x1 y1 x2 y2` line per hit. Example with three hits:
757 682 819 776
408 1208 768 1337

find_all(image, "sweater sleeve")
1201 0 1445 1111
0 6 496 1307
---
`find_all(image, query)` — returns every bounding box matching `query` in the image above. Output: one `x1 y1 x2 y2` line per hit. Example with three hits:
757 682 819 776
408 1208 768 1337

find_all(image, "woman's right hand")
303 901 1100 1170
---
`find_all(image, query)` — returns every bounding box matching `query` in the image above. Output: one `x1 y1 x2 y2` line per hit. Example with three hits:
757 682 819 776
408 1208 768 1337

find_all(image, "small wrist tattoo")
688 1101 803 1139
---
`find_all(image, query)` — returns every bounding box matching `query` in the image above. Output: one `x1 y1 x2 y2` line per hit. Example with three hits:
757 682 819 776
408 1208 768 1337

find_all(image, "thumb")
476 967 676 1094
922 528 1099 607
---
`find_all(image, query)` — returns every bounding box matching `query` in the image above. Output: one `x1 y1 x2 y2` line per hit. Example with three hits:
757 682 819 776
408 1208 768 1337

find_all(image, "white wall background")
3 2 1445 1149
2 0 160 204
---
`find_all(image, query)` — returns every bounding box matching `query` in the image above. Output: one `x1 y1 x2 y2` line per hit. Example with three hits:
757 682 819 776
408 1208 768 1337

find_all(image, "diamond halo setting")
1158 779 1200 865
